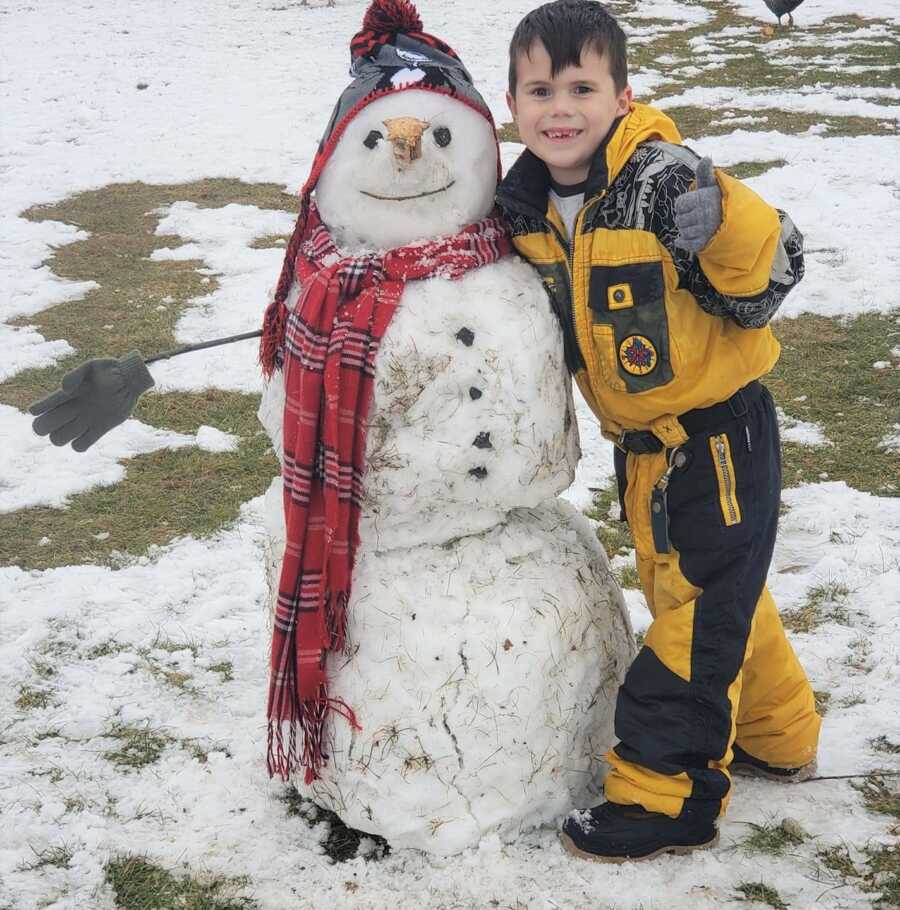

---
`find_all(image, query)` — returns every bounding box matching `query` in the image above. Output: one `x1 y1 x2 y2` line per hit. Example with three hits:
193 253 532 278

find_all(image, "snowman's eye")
363 130 383 149
433 127 452 148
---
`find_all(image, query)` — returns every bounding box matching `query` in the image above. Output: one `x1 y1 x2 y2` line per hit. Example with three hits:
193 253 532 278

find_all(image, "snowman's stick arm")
29 328 266 452
143 329 264 364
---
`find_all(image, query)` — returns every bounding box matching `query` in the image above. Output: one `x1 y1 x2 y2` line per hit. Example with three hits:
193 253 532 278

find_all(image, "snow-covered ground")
2 1 899 908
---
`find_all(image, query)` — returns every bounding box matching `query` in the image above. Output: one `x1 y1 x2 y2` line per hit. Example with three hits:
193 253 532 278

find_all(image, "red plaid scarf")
262 201 511 783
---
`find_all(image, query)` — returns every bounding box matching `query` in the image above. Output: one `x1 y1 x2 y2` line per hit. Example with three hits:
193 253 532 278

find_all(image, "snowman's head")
316 90 498 251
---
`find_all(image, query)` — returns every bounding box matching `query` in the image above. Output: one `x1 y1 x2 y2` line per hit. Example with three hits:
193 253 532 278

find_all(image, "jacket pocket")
709 432 743 526
588 258 674 393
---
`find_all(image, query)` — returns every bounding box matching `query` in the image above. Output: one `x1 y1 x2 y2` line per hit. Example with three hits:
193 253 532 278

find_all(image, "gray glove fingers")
60 360 94 393
71 424 108 453
32 398 85 436
49 415 91 447
696 156 716 188
29 387 76 416
676 208 703 227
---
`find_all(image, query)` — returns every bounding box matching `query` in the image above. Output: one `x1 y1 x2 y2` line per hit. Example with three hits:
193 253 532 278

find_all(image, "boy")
497 0 821 863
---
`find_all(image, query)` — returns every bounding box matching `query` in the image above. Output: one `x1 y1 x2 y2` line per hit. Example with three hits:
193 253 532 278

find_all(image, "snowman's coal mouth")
359 180 455 202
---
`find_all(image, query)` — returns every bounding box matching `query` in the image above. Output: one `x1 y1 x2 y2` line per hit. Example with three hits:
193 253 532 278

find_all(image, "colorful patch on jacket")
619 334 658 375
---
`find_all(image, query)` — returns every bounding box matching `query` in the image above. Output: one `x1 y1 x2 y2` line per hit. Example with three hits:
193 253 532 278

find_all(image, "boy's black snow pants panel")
604 384 821 820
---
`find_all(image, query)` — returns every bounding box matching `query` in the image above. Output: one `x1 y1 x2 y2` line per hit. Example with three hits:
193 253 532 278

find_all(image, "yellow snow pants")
603 385 821 820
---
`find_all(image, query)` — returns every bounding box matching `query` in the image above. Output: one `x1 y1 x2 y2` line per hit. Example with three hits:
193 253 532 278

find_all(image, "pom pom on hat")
361 0 423 35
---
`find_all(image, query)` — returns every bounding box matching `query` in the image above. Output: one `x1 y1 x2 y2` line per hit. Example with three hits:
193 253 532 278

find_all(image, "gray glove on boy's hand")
674 157 723 253
29 351 155 451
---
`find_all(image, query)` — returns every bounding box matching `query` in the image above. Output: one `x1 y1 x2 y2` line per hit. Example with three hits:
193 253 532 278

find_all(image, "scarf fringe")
267 693 362 784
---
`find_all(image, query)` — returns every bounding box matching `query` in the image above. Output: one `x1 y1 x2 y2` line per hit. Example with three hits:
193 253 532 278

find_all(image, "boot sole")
730 759 818 783
560 830 719 864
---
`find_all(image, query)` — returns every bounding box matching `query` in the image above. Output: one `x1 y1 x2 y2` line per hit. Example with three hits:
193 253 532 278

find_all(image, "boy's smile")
507 41 632 186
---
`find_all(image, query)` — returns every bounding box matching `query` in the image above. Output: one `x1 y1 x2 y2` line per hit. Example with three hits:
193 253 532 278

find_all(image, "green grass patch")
1 389 279 570
616 563 642 590
15 686 53 711
740 819 806 855
866 844 900 908
734 881 788 910
1 180 290 570
767 312 900 495
104 723 173 770
727 160 788 180
853 775 900 820
16 843 74 872
872 736 900 755
782 581 851 632
814 690 832 717
104 854 257 910
208 661 234 682
817 843 859 879
586 482 634 559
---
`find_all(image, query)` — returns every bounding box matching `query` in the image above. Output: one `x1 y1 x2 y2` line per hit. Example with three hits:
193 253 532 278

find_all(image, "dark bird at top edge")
763 0 805 27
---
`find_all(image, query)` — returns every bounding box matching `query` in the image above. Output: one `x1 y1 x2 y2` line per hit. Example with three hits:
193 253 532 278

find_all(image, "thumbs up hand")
674 157 723 253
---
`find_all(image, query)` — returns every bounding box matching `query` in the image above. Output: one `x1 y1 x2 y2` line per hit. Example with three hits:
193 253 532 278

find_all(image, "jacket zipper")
710 433 742 526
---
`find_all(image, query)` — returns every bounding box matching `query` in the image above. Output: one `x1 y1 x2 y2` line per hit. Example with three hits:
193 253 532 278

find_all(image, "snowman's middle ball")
316 90 498 251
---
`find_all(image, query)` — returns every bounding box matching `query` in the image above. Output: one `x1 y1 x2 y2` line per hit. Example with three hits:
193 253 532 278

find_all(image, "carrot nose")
383 117 430 163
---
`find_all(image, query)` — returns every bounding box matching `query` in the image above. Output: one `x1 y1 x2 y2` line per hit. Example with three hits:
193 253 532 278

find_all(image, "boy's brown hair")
508 0 628 95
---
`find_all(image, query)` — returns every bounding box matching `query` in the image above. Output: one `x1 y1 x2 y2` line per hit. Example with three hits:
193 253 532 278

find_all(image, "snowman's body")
258 88 634 853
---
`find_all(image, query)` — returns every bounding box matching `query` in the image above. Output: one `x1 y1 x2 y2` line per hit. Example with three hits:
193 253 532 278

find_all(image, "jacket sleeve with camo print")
642 141 805 329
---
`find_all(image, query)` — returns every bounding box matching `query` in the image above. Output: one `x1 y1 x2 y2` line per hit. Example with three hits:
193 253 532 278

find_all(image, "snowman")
255 0 636 854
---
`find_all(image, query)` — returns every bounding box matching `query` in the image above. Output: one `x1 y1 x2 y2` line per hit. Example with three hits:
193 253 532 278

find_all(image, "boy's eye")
531 87 550 97
363 130 383 149
574 85 594 95
433 126 452 147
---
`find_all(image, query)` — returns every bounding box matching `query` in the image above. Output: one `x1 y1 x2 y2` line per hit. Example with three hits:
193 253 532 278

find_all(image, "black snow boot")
730 743 817 782
560 801 718 863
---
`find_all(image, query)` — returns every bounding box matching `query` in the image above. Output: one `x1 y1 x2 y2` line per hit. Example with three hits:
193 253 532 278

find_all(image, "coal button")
468 466 488 479
473 432 492 449
455 327 475 346
469 386 483 400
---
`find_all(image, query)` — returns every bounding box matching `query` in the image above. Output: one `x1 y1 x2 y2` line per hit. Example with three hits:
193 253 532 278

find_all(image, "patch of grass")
1 180 289 570
280 787 390 863
866 844 900 908
872 736 900 755
104 723 173 770
846 635 874 672
727 160 788 180
768 312 900 495
741 819 806 855
814 690 832 717
782 580 851 632
735 881 788 910
248 234 289 250
15 686 53 711
586 483 634 559
817 844 859 880
208 661 234 682
2 389 279 570
104 854 258 910
86 639 127 659
853 775 900 820
16 843 74 872
616 563 642 590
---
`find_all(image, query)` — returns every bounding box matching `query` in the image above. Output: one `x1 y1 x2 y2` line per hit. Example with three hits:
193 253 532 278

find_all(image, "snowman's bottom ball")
268 493 635 855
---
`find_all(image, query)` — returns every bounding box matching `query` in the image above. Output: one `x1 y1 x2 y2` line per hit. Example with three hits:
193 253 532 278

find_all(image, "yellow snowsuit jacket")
497 103 820 819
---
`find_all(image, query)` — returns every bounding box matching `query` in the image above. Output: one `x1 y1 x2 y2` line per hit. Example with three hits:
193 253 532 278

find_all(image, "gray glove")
29 351 155 451
674 157 723 253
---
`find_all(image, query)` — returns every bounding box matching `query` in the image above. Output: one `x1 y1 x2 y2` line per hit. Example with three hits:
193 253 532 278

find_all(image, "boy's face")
507 40 632 186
